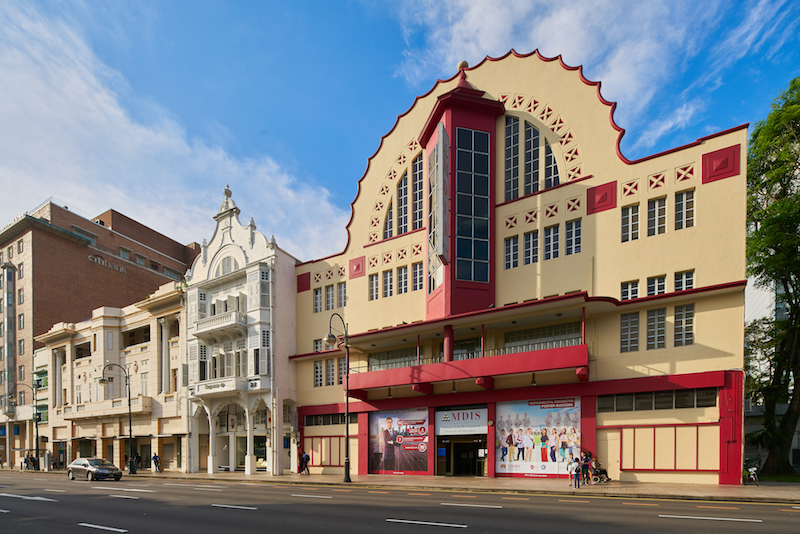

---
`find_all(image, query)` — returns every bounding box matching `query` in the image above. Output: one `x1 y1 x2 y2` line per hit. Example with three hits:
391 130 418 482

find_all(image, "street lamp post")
324 313 351 483
10 381 40 470
99 363 134 474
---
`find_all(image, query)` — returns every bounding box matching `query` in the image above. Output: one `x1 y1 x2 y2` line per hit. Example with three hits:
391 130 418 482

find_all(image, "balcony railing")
353 336 581 373
196 311 247 332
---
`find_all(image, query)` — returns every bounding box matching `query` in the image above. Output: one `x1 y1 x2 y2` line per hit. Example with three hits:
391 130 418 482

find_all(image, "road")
0 471 797 533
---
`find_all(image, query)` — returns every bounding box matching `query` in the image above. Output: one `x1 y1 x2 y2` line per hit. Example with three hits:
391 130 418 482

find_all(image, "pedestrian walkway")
11 467 799 504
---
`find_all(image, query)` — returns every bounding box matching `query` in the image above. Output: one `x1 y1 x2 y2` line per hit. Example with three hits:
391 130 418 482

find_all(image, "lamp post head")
323 332 338 348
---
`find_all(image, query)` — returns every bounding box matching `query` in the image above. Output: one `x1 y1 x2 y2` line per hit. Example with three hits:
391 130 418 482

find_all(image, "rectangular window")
523 230 539 265
675 270 694 291
504 116 520 201
18 313 23 330
72 227 97 246
18 390 25 406
397 173 408 234
544 225 559 260
369 274 379 301
621 281 639 301
6 246 11 259
647 198 666 236
17 240 23 253
325 358 335 387
620 312 639 352
622 204 639 243
17 263 23 279
646 308 666 350
674 304 694 346
397 266 408 294
18 364 24 381
565 219 581 255
325 285 334 311
164 267 182 281
120 248 130 260
313 288 322 313
411 154 424 230
141 372 148 397
647 276 666 296
675 189 695 230
504 236 518 269
136 255 146 266
524 122 540 195
454 127 490 283
17 288 22 305
314 361 323 387
18 339 24 355
544 140 560 189
383 270 393 298
314 339 322 352
338 357 346 385
412 262 423 291
337 282 347 308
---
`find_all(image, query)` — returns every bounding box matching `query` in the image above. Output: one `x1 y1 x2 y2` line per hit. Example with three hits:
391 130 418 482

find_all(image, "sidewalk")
11 468 799 504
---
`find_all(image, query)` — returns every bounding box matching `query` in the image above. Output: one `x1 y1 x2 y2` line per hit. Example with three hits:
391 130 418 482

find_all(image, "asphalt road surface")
0 471 797 533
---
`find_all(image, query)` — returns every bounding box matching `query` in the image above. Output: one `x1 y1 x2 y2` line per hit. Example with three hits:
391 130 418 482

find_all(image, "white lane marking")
659 515 762 523
78 523 128 533
45 489 66 493
92 486 156 493
0 509 9 513
194 487 223 492
0 493 57 502
109 495 140 500
387 519 467 528
125 484 150 487
291 494 333 499
441 502 502 509
34 478 49 481
211 504 257 510
0 485 9 488
163 483 193 487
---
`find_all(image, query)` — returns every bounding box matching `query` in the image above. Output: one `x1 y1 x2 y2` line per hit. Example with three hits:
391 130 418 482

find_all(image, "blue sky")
1 0 797 261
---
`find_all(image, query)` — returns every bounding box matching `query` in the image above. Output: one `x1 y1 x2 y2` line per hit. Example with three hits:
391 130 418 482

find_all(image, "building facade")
36 283 187 471
184 187 298 475
0 199 199 468
293 52 746 484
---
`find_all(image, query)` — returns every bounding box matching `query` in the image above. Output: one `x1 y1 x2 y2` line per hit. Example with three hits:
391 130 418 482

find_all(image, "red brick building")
1 199 199 464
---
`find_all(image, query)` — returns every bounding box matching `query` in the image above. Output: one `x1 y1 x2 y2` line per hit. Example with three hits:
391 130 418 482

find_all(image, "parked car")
67 458 122 481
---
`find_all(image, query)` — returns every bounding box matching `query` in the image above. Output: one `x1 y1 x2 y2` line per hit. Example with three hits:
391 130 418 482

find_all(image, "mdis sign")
435 408 488 435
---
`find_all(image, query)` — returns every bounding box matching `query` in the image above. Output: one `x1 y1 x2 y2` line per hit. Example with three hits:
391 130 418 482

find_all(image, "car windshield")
88 459 115 467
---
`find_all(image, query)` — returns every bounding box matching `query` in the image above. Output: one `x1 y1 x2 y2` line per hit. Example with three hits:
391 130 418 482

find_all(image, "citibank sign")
88 254 127 274
435 407 488 435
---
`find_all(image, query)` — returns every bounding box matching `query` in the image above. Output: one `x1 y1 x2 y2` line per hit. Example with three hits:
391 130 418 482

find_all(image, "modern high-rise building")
0 199 199 467
292 52 747 485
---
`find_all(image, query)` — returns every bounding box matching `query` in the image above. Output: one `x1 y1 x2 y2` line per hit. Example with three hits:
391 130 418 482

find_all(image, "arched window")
504 116 560 200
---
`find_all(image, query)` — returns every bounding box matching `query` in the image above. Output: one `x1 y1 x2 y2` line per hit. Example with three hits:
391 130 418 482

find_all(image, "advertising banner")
495 397 581 478
369 409 428 475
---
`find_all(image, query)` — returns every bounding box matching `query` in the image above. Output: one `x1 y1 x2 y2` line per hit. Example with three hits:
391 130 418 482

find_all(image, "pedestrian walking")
572 457 581 489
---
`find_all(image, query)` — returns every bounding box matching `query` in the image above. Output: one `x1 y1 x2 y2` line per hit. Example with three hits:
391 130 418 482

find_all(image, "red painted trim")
586 182 617 215
621 469 719 473
427 406 436 476
349 344 588 391
487 402 496 478
411 382 433 395
702 144 741 184
495 176 593 208
363 227 427 249
358 411 369 475
296 272 311 293
581 395 596 459
476 376 494 390
718 370 744 485
597 421 720 430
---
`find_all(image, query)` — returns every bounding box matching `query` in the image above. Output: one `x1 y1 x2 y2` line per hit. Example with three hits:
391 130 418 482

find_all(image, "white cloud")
390 0 795 150
0 2 349 261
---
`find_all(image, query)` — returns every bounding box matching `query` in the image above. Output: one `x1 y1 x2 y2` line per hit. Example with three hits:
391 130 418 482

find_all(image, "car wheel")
114 475 122 481
68 470 74 480
87 472 93 481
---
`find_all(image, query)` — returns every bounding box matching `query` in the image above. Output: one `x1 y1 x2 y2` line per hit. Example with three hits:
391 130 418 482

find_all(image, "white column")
206 410 216 474
228 433 235 472
159 318 171 394
244 407 255 475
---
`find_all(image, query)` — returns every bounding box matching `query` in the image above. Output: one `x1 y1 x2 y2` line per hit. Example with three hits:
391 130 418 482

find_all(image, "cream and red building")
293 52 746 484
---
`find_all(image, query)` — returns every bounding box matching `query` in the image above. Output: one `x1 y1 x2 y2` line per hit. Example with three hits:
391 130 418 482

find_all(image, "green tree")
746 76 800 475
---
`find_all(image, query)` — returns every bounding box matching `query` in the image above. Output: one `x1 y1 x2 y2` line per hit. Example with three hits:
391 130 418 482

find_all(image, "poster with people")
369 409 428 474
495 398 581 477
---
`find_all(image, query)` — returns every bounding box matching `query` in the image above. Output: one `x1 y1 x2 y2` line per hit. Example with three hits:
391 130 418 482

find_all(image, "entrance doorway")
435 435 487 476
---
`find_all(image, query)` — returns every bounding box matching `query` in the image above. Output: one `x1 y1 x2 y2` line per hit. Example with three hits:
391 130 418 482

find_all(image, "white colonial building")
185 186 298 474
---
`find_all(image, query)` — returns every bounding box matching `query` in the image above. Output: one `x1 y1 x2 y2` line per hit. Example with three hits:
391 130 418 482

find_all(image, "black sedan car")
67 458 123 481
